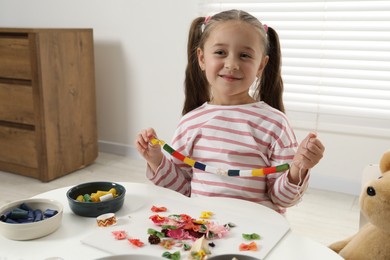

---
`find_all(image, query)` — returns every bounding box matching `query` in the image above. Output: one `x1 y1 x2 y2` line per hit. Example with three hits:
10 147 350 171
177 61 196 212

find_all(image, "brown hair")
182 9 285 115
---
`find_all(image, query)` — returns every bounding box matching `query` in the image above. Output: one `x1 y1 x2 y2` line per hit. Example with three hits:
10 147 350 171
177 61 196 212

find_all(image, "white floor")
0 152 360 247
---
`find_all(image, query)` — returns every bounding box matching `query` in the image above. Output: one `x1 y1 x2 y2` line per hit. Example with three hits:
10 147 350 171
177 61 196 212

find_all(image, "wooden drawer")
0 82 34 125
0 125 38 168
0 28 98 181
0 35 32 80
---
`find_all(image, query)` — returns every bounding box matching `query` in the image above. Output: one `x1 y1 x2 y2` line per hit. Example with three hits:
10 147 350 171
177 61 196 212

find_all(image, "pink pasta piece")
112 230 127 240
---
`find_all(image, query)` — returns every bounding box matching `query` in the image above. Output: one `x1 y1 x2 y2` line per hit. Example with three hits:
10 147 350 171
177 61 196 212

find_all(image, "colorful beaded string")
150 138 290 177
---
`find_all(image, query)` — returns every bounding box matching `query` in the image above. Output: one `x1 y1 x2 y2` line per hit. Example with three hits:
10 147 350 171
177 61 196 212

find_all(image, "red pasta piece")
128 238 145 247
151 205 167 212
149 214 167 224
239 241 258 251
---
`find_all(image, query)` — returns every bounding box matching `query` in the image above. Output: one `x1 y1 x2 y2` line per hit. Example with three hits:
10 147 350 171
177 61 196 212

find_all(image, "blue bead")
194 162 206 171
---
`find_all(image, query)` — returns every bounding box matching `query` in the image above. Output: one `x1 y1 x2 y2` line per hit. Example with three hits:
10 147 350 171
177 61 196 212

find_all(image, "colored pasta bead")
33 209 43 222
151 138 291 177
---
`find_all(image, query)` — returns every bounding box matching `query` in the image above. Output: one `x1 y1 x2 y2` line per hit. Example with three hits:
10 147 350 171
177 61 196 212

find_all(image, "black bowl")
66 182 126 217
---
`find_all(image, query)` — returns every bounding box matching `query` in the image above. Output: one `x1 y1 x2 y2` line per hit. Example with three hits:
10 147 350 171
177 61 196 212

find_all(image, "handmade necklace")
150 138 290 177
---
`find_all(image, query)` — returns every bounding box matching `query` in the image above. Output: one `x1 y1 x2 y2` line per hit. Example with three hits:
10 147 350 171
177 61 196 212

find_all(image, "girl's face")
197 20 268 105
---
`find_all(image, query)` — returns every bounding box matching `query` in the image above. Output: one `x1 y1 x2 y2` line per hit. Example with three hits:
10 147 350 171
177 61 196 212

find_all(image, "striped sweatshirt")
146 102 309 214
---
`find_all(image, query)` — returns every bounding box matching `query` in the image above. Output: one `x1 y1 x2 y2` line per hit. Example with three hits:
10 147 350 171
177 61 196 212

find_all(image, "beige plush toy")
329 150 390 260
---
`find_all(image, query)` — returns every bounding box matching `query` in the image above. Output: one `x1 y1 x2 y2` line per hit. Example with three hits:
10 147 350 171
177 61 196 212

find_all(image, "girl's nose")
225 57 240 71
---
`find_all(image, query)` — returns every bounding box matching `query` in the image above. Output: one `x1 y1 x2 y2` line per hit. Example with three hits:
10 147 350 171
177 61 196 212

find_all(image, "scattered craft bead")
162 251 181 260
199 211 213 219
151 205 168 212
242 233 261 240
239 241 258 251
96 213 117 227
149 213 230 241
112 230 127 240
128 238 145 247
107 204 260 258
148 234 161 244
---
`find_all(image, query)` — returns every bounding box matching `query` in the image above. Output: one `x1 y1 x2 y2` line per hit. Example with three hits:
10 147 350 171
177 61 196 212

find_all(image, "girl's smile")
219 73 242 82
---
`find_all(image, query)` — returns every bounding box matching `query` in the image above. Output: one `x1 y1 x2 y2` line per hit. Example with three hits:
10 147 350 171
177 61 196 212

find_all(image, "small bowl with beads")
0 198 63 240
66 181 126 217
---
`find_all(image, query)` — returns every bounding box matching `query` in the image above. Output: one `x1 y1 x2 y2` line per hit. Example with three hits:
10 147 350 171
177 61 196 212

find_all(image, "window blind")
199 0 390 138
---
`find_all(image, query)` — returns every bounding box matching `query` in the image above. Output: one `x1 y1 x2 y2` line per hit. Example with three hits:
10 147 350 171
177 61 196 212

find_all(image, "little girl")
135 9 324 214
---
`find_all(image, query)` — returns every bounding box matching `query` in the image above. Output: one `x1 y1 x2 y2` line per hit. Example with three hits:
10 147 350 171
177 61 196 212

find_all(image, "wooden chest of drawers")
0 28 98 181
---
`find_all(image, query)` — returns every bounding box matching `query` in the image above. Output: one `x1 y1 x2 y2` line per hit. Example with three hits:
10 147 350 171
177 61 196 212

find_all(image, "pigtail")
182 17 210 115
259 26 285 113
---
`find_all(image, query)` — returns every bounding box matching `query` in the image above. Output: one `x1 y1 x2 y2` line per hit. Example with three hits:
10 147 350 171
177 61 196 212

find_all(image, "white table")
0 182 342 260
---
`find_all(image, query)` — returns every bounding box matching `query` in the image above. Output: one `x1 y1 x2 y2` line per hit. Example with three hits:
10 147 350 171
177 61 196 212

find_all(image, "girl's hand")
294 132 325 171
135 128 163 172
288 133 325 185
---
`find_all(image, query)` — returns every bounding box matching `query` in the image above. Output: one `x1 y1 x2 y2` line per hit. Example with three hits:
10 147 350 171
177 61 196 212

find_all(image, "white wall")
0 0 196 152
1 0 388 195
294 129 389 195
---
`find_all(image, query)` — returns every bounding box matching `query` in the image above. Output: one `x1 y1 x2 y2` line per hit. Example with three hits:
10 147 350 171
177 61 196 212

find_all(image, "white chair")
359 164 381 228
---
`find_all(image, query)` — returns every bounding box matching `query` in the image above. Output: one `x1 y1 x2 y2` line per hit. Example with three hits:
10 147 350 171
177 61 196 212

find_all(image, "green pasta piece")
242 233 261 240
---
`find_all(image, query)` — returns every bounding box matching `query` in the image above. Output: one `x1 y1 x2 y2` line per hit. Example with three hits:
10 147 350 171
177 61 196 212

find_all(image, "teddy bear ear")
379 150 390 174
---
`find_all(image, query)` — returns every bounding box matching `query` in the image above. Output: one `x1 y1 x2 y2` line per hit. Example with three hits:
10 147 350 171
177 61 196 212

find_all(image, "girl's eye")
241 53 252 59
214 50 225 55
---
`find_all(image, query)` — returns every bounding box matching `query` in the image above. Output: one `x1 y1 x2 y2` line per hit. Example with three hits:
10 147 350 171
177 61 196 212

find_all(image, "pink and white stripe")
146 102 308 214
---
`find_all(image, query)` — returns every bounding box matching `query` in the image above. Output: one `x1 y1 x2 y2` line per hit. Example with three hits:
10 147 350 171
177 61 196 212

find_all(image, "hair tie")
201 16 212 33
204 16 212 25
263 24 268 33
